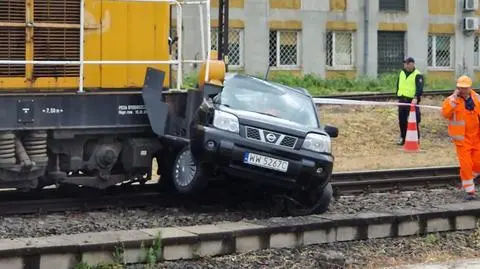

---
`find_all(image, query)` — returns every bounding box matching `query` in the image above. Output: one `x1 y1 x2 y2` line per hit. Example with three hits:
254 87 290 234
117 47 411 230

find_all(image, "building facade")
173 0 480 82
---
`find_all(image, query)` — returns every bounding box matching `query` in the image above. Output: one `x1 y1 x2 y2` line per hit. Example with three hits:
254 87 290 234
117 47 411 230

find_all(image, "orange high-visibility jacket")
441 90 480 145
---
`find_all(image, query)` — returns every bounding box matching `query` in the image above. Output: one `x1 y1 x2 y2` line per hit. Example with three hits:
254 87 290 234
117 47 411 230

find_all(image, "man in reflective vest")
396 57 424 145
441 75 480 200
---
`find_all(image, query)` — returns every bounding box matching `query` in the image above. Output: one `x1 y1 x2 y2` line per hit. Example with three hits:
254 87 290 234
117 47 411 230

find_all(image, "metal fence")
211 28 243 68
377 31 405 74
326 31 354 69
475 36 479 67
428 34 454 68
268 30 300 68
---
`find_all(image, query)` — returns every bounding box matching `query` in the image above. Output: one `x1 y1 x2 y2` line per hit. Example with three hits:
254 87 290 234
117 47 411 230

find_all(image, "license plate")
243 152 289 172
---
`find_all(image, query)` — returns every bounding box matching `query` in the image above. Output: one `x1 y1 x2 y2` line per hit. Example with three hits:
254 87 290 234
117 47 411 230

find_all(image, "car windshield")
214 75 319 128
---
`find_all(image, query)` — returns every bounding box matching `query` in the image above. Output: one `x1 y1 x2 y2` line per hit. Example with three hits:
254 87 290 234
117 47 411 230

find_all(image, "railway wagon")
0 0 216 191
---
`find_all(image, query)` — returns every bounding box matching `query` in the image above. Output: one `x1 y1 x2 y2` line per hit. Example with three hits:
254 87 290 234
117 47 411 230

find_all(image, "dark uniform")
396 57 424 145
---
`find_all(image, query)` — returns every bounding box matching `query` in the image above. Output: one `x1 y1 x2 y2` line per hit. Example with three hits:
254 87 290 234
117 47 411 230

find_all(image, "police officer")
396 57 424 145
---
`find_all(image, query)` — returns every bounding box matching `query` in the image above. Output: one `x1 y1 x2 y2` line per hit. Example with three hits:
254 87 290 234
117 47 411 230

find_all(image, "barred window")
379 0 406 11
475 35 480 67
326 31 354 68
269 30 300 68
427 35 454 68
211 28 244 68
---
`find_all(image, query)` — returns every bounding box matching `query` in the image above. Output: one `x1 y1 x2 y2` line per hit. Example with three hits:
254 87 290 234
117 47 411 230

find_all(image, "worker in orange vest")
441 75 480 200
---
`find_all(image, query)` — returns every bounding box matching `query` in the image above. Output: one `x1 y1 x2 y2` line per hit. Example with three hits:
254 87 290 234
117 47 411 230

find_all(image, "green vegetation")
74 232 163 269
74 244 125 269
268 71 455 96
139 231 163 269
182 72 199 89
179 70 456 96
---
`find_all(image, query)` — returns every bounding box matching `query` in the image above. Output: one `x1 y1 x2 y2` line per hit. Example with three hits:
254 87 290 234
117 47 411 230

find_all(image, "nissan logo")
266 133 276 142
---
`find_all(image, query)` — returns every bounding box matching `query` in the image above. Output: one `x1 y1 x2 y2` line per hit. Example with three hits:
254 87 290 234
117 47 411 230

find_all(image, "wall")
174 0 479 83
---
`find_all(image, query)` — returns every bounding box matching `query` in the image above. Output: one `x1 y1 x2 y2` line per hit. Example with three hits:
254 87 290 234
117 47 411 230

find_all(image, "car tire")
171 146 209 194
284 182 333 216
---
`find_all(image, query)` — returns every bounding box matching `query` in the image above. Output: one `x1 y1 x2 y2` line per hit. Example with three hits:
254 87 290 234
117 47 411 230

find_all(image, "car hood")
216 105 323 137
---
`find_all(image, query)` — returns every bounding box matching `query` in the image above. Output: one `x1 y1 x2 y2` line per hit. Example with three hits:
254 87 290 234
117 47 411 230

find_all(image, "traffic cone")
403 103 420 152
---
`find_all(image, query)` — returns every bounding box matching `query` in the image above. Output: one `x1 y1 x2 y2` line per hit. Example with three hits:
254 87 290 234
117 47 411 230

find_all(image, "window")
269 30 301 68
379 0 406 11
427 34 454 69
475 36 480 67
211 28 244 68
326 31 354 69
216 74 319 128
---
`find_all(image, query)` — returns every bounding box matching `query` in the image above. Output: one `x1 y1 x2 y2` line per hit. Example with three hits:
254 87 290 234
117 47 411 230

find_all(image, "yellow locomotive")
1 0 172 90
0 0 227 191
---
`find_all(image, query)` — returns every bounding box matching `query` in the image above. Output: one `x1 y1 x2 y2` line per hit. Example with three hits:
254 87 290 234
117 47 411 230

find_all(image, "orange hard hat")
457 75 473 88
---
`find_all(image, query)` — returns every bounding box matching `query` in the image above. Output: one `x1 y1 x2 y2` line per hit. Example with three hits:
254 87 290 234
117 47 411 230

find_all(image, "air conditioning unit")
464 0 479 11
464 17 479 31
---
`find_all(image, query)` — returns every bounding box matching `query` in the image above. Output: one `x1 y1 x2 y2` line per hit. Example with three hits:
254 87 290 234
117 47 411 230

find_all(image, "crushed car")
158 72 338 216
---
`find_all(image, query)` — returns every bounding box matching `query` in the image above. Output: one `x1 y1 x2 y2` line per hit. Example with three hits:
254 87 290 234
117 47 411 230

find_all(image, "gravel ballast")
0 186 471 239
148 230 480 269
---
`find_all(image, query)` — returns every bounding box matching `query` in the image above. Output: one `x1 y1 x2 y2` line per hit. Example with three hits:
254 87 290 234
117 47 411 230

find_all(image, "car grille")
245 126 298 148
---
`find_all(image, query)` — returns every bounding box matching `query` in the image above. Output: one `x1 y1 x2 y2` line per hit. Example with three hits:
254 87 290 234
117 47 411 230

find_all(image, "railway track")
331 165 460 195
314 89 453 101
0 165 471 269
0 165 461 216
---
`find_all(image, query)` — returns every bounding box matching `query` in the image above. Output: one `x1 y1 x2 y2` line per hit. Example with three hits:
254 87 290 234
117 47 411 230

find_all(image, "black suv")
169 74 338 216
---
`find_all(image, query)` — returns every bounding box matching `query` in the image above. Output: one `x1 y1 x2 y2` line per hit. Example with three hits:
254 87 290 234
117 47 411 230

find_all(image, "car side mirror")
324 124 338 138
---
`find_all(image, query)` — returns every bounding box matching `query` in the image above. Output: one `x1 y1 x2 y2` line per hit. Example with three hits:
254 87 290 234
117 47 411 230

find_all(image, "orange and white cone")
403 103 420 152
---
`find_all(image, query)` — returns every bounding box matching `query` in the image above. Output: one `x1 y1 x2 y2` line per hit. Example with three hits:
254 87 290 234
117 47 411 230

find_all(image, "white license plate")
243 152 289 172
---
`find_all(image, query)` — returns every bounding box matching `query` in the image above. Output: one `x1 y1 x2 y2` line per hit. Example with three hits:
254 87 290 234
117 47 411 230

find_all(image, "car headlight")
213 110 239 133
302 133 331 153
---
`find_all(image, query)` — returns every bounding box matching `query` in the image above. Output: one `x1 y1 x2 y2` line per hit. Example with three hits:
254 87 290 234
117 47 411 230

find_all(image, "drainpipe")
363 0 369 76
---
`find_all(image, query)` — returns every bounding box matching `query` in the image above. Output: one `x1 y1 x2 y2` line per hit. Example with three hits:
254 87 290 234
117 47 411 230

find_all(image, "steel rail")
0 166 461 216
313 89 453 101
330 165 460 195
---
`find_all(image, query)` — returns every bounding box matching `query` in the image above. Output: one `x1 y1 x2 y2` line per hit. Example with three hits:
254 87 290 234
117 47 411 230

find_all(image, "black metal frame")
0 68 202 138
217 0 229 71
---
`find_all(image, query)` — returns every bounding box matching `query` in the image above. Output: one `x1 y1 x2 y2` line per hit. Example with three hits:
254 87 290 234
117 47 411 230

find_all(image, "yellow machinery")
0 0 229 193
0 0 171 90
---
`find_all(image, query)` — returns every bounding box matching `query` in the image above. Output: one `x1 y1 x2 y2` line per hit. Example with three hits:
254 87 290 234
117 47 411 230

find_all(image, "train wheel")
172 146 209 194
284 183 333 216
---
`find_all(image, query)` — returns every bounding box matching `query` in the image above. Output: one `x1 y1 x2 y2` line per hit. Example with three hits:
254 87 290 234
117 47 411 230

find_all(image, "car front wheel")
172 146 209 194
284 182 333 216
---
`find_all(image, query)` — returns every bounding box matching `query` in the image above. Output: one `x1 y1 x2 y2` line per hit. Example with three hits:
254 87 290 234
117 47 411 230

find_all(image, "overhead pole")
217 0 229 72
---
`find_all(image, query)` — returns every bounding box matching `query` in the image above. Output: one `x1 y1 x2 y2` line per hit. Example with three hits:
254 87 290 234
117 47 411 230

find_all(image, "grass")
74 232 163 269
268 71 455 96
181 69 456 96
